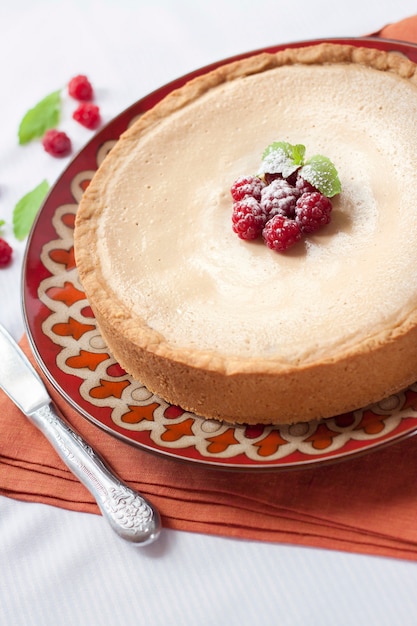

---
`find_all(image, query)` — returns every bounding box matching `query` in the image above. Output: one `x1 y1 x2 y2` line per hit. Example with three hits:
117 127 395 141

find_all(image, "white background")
2 1 417 625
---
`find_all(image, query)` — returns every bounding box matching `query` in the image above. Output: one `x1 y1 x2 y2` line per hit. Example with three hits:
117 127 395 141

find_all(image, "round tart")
74 43 417 425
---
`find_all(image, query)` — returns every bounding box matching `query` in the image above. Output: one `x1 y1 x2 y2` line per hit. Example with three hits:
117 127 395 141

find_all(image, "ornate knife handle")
29 402 161 546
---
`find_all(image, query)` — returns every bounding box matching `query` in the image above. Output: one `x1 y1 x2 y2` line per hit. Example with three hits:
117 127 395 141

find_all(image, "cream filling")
97 62 417 363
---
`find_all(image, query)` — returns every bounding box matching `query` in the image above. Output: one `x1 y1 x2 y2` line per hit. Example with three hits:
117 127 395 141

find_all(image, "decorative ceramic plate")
23 37 417 469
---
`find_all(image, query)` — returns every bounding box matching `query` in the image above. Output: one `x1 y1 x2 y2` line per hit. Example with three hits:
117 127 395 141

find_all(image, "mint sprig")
260 141 306 178
18 90 61 145
13 180 50 240
259 141 341 197
300 155 341 198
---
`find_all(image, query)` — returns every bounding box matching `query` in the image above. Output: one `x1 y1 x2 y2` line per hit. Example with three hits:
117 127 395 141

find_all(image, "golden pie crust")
75 43 417 424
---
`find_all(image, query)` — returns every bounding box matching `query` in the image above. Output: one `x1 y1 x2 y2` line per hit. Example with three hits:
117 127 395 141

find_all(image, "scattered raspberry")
232 197 267 240
262 215 302 252
42 129 72 157
72 102 101 129
230 175 265 202
295 191 333 234
260 178 299 219
68 74 94 101
0 238 13 268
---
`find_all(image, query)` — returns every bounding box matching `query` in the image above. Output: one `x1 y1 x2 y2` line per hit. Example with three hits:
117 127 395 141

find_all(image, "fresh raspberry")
262 215 302 251
295 191 333 234
232 197 267 240
68 74 94 101
42 129 72 157
0 237 13 268
260 178 299 219
230 175 265 202
295 175 317 196
72 102 101 129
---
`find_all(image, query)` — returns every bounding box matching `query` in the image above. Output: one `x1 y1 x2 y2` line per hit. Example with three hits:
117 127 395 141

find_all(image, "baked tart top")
75 43 417 373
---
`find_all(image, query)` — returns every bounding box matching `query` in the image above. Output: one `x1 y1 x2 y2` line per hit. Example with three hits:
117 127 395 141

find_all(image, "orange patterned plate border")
22 37 417 469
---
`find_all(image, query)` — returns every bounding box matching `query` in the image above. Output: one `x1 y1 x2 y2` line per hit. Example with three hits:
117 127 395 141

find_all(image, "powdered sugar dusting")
258 147 298 178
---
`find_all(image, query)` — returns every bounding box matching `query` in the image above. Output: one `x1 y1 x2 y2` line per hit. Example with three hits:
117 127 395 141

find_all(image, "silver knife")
0 324 161 546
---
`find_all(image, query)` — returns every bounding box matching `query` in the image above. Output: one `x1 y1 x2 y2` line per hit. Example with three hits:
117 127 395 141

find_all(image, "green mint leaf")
13 180 50 240
260 141 306 178
300 155 341 197
18 90 61 145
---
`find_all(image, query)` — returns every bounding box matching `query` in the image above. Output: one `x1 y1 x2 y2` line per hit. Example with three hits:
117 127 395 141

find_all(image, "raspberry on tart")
232 197 267 239
295 191 333 233
230 175 265 202
295 174 317 196
260 178 299 219
262 214 302 251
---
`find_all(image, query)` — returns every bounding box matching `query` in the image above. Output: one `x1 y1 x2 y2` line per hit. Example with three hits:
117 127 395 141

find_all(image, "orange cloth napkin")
374 14 417 40
2 337 417 561
3 16 417 561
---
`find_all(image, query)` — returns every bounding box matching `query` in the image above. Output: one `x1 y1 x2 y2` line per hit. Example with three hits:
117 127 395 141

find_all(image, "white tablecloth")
2 1 417 624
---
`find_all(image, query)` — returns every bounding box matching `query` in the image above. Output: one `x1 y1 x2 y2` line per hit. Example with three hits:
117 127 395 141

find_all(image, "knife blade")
0 324 161 546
